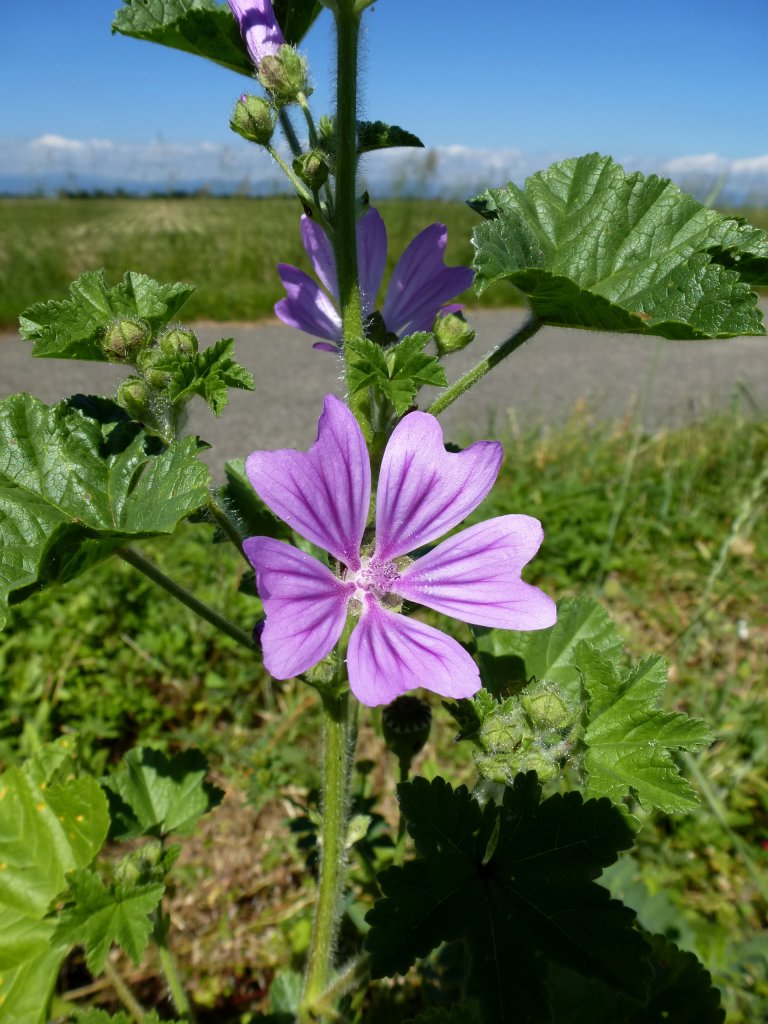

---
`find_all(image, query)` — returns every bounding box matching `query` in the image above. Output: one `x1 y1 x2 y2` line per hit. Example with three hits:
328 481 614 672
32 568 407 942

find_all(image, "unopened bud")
230 93 275 145
159 325 198 359
383 696 432 777
102 318 150 362
136 347 171 390
433 312 475 356
257 45 310 105
293 150 329 190
521 682 576 733
116 376 151 421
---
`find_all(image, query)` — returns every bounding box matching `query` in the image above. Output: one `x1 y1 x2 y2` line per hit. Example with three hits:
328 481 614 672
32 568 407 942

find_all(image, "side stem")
117 547 255 651
426 314 541 416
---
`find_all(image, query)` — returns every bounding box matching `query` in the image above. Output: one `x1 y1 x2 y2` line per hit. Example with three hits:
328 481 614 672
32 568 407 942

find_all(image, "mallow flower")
275 209 475 352
227 0 284 66
244 395 556 707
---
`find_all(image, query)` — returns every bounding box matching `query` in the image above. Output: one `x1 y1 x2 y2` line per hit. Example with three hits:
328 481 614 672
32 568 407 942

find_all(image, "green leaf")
103 747 224 840
470 153 765 339
71 1011 175 1024
0 394 210 631
578 644 712 815
366 774 650 1023
19 270 194 361
156 337 255 416
112 0 322 75
707 218 768 286
53 868 164 975
346 333 447 416
474 596 624 701
0 739 109 1021
357 120 424 155
629 933 725 1024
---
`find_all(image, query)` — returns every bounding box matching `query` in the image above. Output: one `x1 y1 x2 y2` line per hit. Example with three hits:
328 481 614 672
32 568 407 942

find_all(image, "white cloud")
2 135 768 203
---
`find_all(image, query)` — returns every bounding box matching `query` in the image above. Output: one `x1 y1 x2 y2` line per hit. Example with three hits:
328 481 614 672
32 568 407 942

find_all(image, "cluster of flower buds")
103 319 199 441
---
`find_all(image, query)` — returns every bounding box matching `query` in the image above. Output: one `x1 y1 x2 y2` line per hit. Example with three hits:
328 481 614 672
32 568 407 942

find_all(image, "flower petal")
247 395 371 569
357 208 387 319
275 263 342 343
393 515 557 629
301 215 339 300
227 0 285 66
381 223 474 337
374 411 502 561
347 597 481 706
244 536 354 678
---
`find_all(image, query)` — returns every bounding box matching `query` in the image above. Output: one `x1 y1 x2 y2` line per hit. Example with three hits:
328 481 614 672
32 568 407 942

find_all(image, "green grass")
0 195 510 327
1 407 766 1020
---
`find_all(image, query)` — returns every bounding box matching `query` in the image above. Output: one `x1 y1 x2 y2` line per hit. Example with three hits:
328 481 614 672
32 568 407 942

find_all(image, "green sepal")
19 270 194 361
0 394 210 631
470 153 765 340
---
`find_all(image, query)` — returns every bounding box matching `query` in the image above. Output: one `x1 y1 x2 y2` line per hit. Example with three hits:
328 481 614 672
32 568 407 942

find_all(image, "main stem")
427 314 541 416
333 3 365 422
300 690 353 1019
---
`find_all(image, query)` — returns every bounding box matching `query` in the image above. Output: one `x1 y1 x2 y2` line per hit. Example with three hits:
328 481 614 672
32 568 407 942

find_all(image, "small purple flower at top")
244 396 556 707
275 209 475 352
227 0 285 67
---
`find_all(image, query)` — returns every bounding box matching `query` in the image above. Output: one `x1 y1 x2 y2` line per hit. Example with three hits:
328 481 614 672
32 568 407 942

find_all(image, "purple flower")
243 396 556 707
227 0 285 66
274 209 475 352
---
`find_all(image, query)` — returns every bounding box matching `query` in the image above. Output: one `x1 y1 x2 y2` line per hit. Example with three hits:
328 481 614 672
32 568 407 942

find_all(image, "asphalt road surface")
2 305 766 478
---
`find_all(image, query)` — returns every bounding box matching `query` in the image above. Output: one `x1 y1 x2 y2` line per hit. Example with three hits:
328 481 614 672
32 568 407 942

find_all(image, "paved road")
2 305 766 478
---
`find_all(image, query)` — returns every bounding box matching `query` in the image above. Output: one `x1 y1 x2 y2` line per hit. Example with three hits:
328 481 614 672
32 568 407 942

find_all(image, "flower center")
353 557 400 601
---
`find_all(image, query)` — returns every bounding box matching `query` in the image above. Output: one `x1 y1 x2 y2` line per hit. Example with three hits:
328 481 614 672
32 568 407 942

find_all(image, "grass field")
1 196 766 328
1 407 766 1021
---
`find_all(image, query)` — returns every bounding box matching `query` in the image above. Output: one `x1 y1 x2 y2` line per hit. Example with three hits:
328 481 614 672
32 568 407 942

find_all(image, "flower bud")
101 318 151 362
521 682 576 733
382 695 432 777
433 312 475 356
136 347 171 390
159 325 198 359
116 376 152 421
230 93 275 145
293 150 329 191
257 45 310 106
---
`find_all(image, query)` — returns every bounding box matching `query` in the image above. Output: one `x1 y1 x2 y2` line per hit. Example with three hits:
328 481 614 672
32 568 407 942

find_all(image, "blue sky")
2 0 767 192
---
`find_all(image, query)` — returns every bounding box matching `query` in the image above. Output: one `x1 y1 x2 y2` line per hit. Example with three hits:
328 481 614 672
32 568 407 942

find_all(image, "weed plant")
1 408 765 1019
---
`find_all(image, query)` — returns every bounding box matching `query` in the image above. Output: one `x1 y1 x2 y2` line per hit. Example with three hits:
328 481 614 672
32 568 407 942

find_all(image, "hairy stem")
102 960 146 1023
333 3 365 422
279 107 302 158
427 314 541 416
300 689 354 1020
117 547 255 651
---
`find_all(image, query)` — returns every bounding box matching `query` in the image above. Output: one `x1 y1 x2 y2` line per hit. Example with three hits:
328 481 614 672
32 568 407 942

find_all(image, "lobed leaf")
366 774 649 1023
578 643 712 815
357 120 424 155
0 739 109 1022
471 153 766 339
0 394 210 631
346 333 447 416
19 269 194 361
103 746 224 840
53 868 165 975
156 336 255 416
474 596 624 701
